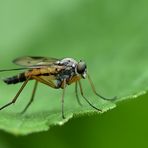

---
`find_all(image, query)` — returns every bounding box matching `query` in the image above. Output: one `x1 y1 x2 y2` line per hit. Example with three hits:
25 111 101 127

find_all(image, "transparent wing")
13 56 60 67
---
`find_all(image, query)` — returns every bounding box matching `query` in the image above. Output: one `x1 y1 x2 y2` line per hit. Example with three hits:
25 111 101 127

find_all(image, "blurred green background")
0 0 148 147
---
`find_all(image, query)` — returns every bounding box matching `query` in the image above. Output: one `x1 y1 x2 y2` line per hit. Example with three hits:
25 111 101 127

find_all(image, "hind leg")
0 76 30 111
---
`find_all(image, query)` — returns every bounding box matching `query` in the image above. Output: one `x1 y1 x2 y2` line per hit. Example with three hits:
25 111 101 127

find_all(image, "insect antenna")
87 74 117 101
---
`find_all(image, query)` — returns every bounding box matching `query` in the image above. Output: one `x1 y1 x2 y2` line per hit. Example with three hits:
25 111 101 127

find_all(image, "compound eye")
77 61 86 74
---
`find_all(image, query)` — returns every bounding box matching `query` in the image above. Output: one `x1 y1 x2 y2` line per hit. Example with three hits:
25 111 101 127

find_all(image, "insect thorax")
55 58 81 84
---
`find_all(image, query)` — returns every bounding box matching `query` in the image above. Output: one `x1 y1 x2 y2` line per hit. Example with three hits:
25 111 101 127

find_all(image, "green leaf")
0 0 148 135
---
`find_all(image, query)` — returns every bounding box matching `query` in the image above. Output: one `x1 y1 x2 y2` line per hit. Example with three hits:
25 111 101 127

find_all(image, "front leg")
61 79 67 119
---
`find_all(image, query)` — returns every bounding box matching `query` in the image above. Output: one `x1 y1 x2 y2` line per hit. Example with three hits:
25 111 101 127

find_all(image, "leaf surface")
0 0 148 135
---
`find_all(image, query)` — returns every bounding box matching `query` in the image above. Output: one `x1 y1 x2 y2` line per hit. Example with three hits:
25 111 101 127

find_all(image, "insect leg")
32 76 58 88
0 76 31 111
75 81 82 106
32 76 66 119
61 79 66 119
21 80 38 114
78 80 102 112
87 74 116 100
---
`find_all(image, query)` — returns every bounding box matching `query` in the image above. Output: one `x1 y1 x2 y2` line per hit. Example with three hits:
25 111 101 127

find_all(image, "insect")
0 56 115 119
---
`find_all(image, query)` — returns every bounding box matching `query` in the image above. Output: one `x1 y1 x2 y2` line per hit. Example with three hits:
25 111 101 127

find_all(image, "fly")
0 56 115 119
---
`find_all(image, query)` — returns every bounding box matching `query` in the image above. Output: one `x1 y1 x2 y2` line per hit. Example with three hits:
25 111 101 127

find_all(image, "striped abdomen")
3 73 27 84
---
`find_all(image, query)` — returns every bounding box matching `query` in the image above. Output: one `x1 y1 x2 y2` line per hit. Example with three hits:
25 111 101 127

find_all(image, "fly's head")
77 60 87 79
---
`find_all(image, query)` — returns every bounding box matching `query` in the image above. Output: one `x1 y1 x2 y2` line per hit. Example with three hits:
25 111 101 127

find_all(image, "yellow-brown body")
4 66 82 89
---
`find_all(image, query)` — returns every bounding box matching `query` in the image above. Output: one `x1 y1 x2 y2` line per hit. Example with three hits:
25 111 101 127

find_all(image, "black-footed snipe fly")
0 56 115 119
